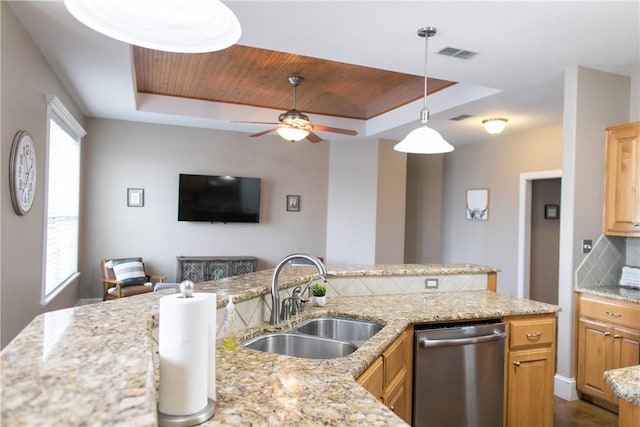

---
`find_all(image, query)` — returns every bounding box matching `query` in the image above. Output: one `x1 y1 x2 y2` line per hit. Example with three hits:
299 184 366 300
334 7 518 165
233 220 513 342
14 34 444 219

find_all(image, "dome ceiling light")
63 0 241 53
482 118 509 135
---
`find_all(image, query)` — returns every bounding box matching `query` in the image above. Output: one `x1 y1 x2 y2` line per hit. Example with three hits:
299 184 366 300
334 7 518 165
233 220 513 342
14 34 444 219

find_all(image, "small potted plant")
312 282 327 306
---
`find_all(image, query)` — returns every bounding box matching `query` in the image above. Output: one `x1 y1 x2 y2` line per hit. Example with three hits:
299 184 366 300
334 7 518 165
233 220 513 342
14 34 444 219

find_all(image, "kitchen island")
1 264 558 426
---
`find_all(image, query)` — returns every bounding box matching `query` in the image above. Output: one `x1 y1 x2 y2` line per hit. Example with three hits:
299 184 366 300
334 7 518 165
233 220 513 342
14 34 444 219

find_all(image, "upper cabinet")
604 122 640 237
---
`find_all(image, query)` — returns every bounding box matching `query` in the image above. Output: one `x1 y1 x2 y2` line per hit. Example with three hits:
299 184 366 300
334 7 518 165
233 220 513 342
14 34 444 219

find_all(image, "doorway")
517 170 562 300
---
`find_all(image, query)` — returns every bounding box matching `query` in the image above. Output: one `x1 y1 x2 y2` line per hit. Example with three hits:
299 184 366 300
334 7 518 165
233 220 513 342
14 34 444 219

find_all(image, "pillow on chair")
112 258 147 286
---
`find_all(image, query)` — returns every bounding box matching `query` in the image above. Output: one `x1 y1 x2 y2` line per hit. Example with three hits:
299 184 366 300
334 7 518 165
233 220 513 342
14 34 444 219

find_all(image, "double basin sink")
243 317 383 359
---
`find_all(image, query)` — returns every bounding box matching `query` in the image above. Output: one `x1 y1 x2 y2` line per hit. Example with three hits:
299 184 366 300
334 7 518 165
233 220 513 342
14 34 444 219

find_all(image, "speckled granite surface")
1 264 556 427
574 284 640 304
605 365 640 405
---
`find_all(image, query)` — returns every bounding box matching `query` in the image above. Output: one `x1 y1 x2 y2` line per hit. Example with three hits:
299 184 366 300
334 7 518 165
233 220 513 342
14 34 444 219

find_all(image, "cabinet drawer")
509 317 555 349
383 331 407 388
580 294 640 329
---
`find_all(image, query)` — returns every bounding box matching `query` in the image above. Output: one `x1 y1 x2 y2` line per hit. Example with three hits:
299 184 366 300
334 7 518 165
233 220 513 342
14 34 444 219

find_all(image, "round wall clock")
9 130 37 216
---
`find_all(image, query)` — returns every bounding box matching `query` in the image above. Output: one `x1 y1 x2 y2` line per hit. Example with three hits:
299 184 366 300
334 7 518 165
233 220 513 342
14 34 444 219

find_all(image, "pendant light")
394 27 454 154
63 0 241 53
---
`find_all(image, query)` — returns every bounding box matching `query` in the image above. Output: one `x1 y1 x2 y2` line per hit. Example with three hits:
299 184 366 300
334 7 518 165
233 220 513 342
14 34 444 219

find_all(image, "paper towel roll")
159 293 210 416
207 293 216 401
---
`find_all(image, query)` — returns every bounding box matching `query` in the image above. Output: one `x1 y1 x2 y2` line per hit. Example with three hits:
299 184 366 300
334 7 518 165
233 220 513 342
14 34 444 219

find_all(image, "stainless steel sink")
292 317 383 347
243 333 357 359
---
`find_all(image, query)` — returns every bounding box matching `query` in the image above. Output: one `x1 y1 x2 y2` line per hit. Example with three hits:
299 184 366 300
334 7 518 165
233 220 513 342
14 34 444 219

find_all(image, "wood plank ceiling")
133 44 456 120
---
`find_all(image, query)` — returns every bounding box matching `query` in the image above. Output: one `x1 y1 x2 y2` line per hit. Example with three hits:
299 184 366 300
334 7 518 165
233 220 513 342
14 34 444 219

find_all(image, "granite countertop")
575 284 640 304
605 365 640 406
1 264 556 427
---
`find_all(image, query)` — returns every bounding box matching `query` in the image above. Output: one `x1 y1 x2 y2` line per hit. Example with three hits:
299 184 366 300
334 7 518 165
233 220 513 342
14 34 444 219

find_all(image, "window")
42 96 86 304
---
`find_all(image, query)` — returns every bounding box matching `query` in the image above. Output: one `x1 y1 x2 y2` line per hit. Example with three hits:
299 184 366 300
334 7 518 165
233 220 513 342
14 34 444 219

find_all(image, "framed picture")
127 188 144 207
544 204 559 220
286 195 300 212
466 188 489 220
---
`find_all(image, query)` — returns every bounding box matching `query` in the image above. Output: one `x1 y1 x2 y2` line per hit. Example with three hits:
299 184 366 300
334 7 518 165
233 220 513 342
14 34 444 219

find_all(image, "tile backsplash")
575 235 639 288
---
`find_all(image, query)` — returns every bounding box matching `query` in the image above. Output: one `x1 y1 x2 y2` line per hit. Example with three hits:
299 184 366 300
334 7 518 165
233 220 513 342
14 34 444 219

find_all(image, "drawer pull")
606 311 622 317
514 361 521 367
526 333 542 339
614 334 620 339
604 332 611 336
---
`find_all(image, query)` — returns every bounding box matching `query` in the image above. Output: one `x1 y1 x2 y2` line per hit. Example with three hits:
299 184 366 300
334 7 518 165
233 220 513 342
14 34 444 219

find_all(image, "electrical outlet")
425 278 438 289
582 239 593 254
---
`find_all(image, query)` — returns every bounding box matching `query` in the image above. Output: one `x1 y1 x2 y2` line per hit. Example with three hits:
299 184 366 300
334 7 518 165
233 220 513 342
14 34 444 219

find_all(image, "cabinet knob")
606 311 622 317
614 334 620 339
514 361 521 367
389 405 395 411
604 331 611 336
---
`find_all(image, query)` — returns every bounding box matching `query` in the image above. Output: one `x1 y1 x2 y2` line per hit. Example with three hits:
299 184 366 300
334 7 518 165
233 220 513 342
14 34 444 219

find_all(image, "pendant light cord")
423 31 429 108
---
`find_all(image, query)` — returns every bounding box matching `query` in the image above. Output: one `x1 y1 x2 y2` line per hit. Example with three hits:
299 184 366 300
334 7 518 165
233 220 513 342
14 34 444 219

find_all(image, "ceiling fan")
237 75 358 143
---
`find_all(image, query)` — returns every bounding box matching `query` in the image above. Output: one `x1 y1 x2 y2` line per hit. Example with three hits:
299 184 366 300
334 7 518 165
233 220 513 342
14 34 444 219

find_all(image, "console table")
176 256 258 283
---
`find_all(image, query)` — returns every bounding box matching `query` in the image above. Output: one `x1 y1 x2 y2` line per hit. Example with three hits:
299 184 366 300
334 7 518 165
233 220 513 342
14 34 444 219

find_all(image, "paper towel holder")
158 399 215 427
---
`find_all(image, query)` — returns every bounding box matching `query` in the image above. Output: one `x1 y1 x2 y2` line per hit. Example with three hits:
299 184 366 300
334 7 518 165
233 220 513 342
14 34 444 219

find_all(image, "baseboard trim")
554 374 579 401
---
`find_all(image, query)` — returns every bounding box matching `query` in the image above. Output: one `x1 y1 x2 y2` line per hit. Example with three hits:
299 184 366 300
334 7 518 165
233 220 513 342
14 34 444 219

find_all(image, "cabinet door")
383 375 409 424
577 318 613 401
604 122 640 236
357 356 383 402
506 348 554 427
206 261 231 280
232 259 257 276
613 326 640 369
179 260 206 282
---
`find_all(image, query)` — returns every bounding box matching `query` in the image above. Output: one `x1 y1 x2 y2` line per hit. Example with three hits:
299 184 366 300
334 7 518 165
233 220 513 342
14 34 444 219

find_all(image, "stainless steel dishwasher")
413 320 506 427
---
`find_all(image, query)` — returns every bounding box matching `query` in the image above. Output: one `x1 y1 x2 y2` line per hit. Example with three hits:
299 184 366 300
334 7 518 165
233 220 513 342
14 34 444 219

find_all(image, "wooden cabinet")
604 122 640 237
577 293 640 407
176 256 257 282
357 329 413 424
504 314 557 427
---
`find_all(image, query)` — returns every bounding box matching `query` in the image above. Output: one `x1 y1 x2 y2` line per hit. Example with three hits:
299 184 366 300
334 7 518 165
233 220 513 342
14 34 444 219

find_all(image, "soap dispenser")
222 295 237 351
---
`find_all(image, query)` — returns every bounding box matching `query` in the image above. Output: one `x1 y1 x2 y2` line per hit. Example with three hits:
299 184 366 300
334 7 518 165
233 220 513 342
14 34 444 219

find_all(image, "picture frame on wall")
466 188 489 220
544 204 559 220
127 188 144 207
286 195 300 212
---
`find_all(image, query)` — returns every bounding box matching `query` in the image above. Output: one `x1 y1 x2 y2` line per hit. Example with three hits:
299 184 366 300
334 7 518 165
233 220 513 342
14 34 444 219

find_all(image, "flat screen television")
178 174 261 223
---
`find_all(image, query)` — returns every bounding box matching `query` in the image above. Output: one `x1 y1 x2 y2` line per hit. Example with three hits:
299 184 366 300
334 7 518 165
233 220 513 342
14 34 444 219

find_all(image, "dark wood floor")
554 397 618 426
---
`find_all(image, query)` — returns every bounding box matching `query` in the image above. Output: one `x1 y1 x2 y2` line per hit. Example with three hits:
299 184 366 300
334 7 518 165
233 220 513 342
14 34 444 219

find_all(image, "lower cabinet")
357 329 413 424
577 293 640 408
504 314 557 427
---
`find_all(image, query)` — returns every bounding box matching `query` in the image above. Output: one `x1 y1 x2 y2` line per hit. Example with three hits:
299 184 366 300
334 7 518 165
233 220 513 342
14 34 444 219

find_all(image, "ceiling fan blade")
232 121 280 125
311 124 358 136
249 128 278 137
306 132 323 143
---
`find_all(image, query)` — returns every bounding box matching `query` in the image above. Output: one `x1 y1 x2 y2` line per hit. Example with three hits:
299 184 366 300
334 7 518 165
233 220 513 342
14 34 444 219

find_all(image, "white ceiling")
8 1 640 146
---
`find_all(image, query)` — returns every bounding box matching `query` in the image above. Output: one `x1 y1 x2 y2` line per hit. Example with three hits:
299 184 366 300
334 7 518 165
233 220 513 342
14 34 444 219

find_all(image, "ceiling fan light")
63 0 241 53
482 118 509 135
276 126 309 142
394 125 454 154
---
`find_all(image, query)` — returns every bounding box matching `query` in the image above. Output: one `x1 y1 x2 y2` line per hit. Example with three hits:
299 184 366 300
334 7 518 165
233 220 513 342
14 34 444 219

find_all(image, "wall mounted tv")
178 174 261 223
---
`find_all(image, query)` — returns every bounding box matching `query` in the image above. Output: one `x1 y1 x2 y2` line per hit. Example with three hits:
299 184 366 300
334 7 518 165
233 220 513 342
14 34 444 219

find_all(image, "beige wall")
439 125 564 295
404 153 444 263
79 118 330 297
1 3 85 348
326 139 407 264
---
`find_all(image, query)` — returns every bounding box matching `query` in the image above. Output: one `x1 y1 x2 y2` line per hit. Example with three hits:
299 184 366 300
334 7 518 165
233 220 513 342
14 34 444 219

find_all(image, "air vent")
449 114 473 121
437 47 478 60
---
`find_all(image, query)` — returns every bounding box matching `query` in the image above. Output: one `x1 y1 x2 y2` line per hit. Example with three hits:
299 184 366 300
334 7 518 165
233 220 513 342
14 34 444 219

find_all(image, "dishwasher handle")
418 329 506 348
